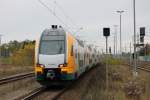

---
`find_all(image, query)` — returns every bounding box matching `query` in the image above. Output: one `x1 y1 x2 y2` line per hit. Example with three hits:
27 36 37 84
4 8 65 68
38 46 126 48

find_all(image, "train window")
75 50 77 58
39 40 65 55
71 45 73 56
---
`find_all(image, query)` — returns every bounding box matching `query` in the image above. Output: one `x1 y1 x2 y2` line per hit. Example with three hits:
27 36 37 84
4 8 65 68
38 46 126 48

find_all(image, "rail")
19 80 77 100
0 72 34 85
124 61 150 73
20 87 46 100
19 85 70 100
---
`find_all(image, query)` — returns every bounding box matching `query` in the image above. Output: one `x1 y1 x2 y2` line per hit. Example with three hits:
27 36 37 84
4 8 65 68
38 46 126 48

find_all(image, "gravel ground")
32 88 65 100
55 64 105 100
54 64 150 100
137 68 150 100
29 65 104 100
0 77 41 100
1 63 149 100
39 66 105 100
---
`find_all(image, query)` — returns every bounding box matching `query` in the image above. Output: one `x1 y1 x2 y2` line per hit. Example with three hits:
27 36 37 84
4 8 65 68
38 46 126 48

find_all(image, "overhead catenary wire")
53 0 79 29
37 0 85 41
37 0 70 31
52 0 83 36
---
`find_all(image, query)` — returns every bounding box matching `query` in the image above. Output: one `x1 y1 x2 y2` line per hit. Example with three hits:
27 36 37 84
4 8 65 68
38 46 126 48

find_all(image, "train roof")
42 26 66 36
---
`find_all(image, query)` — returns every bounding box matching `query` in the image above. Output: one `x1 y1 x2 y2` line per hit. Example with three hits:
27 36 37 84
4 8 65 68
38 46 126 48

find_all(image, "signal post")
103 28 110 94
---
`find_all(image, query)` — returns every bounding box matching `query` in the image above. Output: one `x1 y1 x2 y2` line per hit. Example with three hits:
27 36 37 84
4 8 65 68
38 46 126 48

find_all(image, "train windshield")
39 33 65 55
40 40 65 55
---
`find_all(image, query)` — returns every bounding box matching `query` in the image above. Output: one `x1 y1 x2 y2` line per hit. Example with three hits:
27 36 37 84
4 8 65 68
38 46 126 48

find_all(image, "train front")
35 25 69 85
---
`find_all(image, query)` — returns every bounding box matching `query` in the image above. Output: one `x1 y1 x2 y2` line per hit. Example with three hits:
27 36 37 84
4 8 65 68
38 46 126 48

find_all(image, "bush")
102 55 122 65
10 43 35 66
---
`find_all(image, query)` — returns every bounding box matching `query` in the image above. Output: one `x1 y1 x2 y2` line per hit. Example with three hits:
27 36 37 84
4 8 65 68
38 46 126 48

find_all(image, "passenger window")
71 45 73 56
75 50 77 58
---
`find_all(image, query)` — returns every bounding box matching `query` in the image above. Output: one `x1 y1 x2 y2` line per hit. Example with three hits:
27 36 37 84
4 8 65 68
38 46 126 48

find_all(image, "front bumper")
35 68 75 81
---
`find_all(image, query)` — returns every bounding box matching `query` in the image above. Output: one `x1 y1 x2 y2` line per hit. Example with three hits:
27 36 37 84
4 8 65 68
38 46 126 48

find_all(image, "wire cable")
37 0 70 31
37 0 83 40
53 1 78 29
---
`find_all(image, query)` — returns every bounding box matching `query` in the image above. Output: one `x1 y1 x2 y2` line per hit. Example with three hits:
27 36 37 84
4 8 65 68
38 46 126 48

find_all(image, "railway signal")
103 28 110 53
140 27 145 44
103 28 110 37
140 27 145 36
140 36 144 43
103 27 110 93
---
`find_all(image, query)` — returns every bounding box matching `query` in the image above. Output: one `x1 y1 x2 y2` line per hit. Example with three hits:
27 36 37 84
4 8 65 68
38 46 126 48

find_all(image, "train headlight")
35 67 44 74
36 63 45 68
58 63 67 67
35 64 44 74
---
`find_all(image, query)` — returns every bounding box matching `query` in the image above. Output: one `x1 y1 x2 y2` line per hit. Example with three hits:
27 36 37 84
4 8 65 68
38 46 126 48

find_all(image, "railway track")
17 65 101 100
19 84 72 100
19 87 46 100
124 61 150 73
137 66 150 72
0 72 34 85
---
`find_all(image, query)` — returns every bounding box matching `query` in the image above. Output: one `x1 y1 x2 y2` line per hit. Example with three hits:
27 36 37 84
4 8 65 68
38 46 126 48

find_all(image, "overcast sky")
0 0 150 52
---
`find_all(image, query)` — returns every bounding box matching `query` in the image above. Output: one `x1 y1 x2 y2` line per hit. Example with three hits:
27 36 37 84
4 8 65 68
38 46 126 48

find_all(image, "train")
35 25 101 85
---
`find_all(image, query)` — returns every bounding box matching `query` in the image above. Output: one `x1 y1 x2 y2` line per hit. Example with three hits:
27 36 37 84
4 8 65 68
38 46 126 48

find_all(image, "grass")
0 57 34 78
82 64 150 100
58 57 150 100
102 55 122 65
0 57 11 65
0 65 34 78
105 57 150 100
0 56 34 66
1 55 149 100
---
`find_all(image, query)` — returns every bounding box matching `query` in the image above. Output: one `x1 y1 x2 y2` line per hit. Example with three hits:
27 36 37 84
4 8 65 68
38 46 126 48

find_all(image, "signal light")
103 28 110 36
140 27 145 36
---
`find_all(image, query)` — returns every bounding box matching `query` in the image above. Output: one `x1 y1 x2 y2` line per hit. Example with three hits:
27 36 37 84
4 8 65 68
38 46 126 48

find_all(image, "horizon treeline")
0 40 35 66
